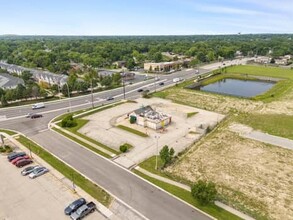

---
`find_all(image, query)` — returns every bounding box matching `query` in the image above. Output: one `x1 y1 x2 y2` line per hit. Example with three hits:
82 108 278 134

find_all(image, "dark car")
11 155 30 165
65 198 87 215
106 97 114 101
30 113 43 119
137 89 143 92
15 159 33 168
159 82 164 86
7 152 26 162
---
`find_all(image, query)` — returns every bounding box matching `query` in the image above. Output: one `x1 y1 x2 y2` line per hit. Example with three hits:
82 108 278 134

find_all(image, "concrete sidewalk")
230 123 293 150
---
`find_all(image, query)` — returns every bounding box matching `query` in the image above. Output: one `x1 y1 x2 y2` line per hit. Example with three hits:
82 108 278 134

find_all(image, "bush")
129 116 136 124
120 144 128 153
191 180 217 205
0 145 12 153
61 114 77 128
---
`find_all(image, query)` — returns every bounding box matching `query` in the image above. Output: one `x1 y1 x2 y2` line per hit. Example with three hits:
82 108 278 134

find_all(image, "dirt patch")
167 126 293 219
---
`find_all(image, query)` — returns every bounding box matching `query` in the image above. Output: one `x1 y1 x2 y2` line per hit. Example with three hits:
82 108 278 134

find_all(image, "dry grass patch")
167 127 293 220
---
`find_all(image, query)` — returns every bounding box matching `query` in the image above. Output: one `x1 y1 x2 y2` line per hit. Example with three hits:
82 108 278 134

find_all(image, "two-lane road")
31 130 211 220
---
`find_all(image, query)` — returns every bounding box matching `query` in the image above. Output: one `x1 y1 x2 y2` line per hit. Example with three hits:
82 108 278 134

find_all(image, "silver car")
21 165 40 176
28 166 49 179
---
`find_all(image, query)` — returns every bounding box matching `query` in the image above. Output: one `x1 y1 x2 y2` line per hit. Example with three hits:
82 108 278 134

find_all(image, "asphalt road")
31 130 211 220
0 59 251 219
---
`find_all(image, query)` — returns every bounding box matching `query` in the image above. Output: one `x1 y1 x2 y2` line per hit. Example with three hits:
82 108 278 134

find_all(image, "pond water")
199 78 275 98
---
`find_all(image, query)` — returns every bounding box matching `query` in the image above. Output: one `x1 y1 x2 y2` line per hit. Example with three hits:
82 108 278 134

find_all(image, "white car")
28 166 49 179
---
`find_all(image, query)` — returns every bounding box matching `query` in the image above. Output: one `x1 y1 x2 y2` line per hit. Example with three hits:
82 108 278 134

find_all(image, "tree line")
0 34 292 74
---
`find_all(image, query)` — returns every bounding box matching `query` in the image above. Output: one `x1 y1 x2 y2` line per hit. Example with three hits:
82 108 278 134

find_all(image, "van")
32 102 45 110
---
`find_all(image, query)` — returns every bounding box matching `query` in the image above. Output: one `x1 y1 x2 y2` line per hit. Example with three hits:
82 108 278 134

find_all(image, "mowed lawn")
227 65 293 79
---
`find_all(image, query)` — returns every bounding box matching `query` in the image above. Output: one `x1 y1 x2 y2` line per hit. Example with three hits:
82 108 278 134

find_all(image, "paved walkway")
230 123 293 150
135 166 255 220
52 124 117 157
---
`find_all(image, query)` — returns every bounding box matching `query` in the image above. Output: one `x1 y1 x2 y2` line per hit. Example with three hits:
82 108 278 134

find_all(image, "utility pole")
122 70 126 100
65 83 71 112
155 135 160 170
91 79 94 108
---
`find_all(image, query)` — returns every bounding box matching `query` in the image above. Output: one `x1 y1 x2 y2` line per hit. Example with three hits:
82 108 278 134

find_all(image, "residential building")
0 73 25 90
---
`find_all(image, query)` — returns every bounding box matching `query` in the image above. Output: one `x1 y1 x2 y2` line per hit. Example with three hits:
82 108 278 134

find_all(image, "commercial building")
129 105 171 130
144 60 189 72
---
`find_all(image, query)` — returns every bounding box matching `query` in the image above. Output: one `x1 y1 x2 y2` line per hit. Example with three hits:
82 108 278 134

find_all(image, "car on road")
25 113 34 118
21 165 40 176
11 155 30 165
159 82 164 86
106 97 114 101
15 159 33 168
28 166 49 179
32 102 45 110
137 88 143 92
30 113 43 119
7 152 26 162
144 89 150 93
64 198 87 215
70 202 96 220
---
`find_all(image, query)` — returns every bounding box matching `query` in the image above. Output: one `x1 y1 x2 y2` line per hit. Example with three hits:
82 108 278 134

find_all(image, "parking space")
0 153 105 220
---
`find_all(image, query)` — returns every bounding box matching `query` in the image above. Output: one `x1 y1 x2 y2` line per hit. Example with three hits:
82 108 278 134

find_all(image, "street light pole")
155 135 160 170
122 70 126 100
65 82 71 112
91 79 94 108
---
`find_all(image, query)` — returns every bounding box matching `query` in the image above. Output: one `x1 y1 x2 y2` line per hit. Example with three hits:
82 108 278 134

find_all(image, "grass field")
117 125 149 137
236 113 293 140
0 129 17 136
227 65 293 79
134 170 241 220
17 135 112 206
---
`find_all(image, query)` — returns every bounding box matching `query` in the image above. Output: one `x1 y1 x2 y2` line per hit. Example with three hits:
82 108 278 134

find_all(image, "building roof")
0 73 24 89
134 105 154 116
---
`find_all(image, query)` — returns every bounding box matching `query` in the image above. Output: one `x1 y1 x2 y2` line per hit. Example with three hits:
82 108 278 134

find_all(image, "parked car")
15 159 33 168
21 165 40 176
64 198 87 215
11 155 30 165
7 152 26 162
137 88 143 92
28 166 48 178
106 97 114 101
70 202 96 220
30 113 43 119
159 82 165 86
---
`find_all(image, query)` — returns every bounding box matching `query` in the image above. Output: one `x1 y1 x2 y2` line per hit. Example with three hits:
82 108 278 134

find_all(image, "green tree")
159 145 175 167
1 95 8 107
21 71 33 84
191 180 217 205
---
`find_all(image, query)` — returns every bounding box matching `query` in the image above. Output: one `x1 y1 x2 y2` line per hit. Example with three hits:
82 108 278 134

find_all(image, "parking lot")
0 153 105 220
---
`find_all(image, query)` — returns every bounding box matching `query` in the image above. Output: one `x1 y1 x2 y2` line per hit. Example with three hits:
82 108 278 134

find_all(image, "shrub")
191 180 217 205
129 116 136 124
61 114 77 128
0 145 12 153
120 144 128 153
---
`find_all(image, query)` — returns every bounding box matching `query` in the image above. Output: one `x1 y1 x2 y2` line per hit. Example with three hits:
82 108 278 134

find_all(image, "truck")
32 102 45 110
70 202 96 220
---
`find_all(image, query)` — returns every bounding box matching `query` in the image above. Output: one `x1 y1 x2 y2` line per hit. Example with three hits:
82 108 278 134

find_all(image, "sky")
0 0 292 35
